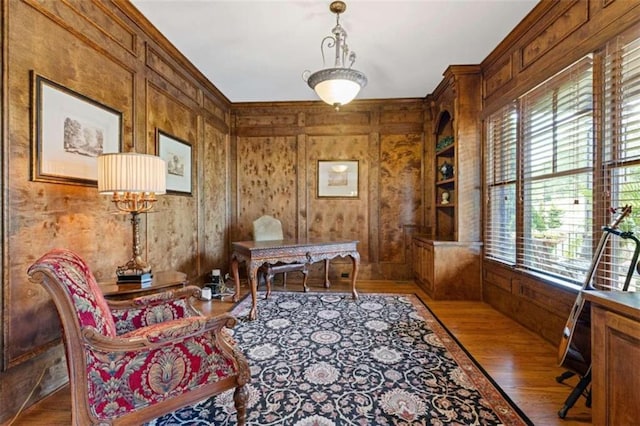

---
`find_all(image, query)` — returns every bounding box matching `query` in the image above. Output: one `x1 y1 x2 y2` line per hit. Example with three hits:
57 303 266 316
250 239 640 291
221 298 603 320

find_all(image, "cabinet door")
412 241 422 281
591 306 640 425
423 244 434 293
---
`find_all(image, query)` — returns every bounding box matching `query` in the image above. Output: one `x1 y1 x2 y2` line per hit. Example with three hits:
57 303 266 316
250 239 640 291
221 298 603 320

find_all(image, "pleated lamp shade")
97 153 166 195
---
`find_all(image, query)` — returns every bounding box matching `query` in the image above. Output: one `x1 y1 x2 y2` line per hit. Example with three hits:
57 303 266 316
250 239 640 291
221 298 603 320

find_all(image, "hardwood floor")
9 279 591 425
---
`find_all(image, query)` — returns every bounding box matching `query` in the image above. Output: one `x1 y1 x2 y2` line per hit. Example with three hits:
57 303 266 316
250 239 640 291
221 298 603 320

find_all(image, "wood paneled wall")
230 101 426 281
480 0 640 345
0 0 231 421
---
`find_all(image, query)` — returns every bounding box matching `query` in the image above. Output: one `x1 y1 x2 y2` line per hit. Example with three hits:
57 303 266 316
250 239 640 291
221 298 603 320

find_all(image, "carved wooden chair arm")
82 313 238 351
107 285 201 310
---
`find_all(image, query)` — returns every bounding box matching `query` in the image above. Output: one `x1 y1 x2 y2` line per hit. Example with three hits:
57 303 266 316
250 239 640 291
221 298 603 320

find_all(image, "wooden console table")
99 270 188 300
230 239 360 320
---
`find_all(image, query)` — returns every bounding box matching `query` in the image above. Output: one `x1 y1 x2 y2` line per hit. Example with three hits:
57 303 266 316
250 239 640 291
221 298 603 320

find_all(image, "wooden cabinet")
412 236 482 300
413 66 482 300
585 291 640 425
427 65 482 242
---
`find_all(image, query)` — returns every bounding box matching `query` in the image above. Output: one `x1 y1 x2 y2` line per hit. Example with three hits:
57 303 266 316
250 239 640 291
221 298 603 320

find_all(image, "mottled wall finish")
235 136 298 240
6 0 137 364
1 0 231 420
379 133 423 264
202 122 230 277
307 134 370 263
145 84 200 275
231 101 426 281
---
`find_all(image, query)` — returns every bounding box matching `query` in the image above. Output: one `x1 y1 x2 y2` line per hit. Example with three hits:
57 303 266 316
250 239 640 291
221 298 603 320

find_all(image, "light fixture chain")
304 1 367 109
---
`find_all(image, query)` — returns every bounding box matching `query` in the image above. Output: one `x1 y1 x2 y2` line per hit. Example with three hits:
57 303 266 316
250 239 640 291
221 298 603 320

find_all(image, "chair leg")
324 259 330 288
558 368 591 419
265 268 275 299
234 384 248 426
283 272 287 287
302 265 310 292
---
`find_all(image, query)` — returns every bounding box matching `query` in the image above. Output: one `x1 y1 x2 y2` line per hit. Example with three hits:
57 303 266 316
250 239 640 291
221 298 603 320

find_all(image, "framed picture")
317 160 359 198
32 74 122 186
157 130 192 195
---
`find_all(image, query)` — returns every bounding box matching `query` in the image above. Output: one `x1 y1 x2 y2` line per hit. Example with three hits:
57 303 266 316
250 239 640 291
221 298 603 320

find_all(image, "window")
485 26 640 292
485 102 517 264
600 26 640 291
520 56 594 282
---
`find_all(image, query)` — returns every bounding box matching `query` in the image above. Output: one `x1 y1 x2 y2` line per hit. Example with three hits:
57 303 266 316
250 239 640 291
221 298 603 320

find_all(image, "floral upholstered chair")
28 249 250 425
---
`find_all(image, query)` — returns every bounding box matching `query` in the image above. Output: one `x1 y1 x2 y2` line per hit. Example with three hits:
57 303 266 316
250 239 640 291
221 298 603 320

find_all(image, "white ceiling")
131 0 538 103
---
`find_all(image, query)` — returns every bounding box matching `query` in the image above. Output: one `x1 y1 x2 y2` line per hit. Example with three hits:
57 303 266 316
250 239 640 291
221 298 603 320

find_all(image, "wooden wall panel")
482 0 640 114
146 46 200 104
201 121 229 278
379 133 422 265
483 261 576 345
235 136 298 241
5 0 136 366
231 101 426 281
307 134 370 265
145 84 199 276
1 0 231 421
519 0 588 69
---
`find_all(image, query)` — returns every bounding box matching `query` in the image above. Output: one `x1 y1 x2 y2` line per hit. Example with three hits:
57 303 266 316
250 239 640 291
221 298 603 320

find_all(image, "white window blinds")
485 102 518 264
484 23 640 292
600 25 640 292
520 56 594 282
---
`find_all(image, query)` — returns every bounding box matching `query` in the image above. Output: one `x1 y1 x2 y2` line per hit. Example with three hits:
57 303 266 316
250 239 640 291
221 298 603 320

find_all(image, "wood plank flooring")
8 279 591 425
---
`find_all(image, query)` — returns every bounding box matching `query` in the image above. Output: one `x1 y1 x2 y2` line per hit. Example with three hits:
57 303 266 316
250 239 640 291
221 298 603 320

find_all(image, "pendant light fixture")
303 1 367 111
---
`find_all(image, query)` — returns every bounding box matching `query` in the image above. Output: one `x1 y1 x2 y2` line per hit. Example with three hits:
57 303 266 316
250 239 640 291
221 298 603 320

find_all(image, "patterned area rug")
150 292 532 425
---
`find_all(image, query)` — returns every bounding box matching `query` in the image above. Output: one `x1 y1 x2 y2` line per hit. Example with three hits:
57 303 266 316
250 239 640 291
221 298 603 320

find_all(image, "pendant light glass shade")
308 68 367 107
304 1 367 110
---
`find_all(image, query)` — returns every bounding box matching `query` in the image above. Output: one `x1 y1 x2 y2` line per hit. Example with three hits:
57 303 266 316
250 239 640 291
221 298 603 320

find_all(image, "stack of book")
117 272 154 288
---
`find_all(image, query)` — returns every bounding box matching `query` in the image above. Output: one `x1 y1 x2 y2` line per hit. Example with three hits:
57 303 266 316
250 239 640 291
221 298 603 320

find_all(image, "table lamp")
97 152 166 282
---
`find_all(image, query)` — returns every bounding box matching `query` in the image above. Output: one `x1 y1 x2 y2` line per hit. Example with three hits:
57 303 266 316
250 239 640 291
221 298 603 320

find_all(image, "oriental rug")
150 292 532 425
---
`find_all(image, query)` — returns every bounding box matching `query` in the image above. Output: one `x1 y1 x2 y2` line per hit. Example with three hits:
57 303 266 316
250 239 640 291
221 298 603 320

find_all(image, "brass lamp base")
116 257 152 277
117 256 153 285
115 211 153 280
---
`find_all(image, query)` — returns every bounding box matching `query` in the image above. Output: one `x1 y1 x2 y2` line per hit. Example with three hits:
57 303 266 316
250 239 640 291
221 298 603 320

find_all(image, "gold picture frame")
317 160 359 198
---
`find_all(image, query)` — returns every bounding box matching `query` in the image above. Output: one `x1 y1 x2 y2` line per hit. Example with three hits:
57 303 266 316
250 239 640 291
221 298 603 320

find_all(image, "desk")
230 239 360 320
99 270 188 300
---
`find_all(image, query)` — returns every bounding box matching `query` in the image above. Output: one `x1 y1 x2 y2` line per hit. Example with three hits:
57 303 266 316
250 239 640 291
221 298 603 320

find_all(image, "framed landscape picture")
32 74 122 186
157 130 192 195
317 160 359 198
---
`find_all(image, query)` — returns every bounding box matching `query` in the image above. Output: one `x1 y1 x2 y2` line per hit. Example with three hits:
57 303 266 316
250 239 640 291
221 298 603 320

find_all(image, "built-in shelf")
434 110 455 240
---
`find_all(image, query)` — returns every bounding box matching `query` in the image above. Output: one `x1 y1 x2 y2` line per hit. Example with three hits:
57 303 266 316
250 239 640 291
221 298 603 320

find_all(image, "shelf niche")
435 110 455 240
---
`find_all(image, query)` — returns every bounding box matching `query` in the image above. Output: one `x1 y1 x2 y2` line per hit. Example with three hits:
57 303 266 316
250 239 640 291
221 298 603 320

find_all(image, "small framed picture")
157 130 192 195
32 74 122 186
317 160 359 198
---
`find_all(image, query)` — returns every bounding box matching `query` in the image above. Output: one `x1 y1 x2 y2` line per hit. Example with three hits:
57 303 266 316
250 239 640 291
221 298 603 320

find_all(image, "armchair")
27 249 250 425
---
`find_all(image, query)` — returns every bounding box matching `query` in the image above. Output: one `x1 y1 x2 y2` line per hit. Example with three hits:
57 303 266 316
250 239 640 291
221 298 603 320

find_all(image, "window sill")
484 257 581 295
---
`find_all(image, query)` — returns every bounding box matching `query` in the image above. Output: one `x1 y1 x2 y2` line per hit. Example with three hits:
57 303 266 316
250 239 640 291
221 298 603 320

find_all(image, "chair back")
28 249 116 337
253 215 284 241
